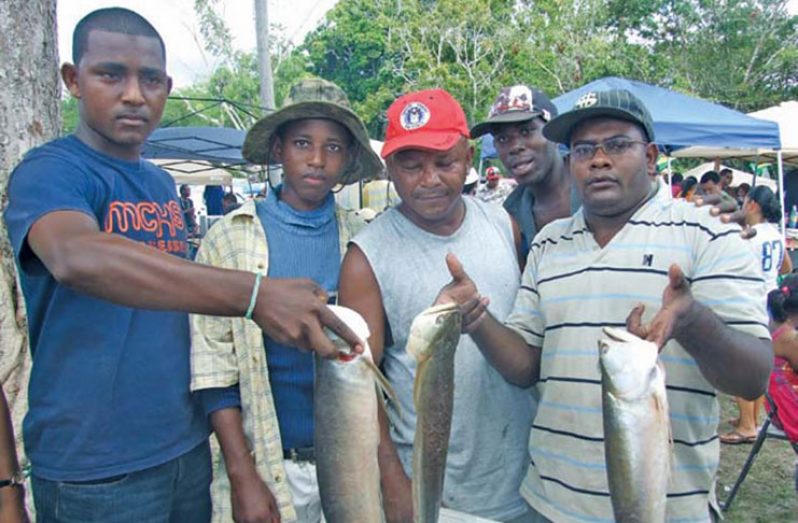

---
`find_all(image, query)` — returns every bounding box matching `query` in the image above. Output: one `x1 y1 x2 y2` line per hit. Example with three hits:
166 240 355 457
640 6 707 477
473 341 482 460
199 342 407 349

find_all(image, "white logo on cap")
400 102 430 130
491 85 534 117
575 92 598 109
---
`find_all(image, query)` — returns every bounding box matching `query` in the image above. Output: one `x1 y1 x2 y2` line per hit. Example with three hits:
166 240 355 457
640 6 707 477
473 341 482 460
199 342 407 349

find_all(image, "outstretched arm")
436 253 541 388
627 264 771 400
27 211 361 357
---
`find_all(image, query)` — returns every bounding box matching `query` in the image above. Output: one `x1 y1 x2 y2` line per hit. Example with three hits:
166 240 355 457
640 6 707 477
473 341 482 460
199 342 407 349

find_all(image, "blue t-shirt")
4 136 208 481
204 185 225 216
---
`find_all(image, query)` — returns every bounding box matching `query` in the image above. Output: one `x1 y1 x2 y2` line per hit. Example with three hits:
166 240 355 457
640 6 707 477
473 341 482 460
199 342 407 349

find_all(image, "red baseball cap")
486 166 501 180
381 88 470 159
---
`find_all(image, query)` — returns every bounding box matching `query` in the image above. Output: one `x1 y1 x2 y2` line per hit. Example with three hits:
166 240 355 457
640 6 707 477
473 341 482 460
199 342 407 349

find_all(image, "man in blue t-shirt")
3 8 364 522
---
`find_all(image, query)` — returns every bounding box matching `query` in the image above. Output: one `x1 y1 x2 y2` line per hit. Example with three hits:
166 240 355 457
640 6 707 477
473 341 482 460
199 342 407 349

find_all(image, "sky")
58 0 339 89
59 0 798 90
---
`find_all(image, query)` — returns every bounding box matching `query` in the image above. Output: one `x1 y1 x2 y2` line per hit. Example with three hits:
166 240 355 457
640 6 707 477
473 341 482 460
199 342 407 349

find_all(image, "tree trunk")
0 0 60 491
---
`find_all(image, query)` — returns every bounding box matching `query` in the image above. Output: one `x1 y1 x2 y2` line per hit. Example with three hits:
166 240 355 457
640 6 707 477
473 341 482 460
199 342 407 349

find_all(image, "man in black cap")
471 85 580 260
438 88 772 522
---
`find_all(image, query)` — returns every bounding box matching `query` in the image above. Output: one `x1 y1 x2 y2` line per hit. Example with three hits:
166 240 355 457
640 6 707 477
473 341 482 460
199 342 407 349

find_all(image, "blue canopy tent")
141 126 248 182
143 126 246 164
480 76 781 161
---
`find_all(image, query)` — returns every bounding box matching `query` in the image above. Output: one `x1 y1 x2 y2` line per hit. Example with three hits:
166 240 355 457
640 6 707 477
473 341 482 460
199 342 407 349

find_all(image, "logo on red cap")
381 88 470 159
400 102 431 130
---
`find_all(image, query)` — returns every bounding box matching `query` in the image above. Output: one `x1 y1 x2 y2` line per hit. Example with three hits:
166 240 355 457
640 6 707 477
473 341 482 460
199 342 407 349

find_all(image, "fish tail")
363 357 401 416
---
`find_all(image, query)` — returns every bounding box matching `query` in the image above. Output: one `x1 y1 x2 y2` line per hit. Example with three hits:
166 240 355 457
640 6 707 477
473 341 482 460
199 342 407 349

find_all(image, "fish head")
407 303 462 362
598 327 662 400
324 305 373 362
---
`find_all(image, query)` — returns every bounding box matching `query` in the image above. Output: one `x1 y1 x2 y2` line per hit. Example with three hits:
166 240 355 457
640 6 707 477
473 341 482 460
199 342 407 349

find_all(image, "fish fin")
363 357 402 417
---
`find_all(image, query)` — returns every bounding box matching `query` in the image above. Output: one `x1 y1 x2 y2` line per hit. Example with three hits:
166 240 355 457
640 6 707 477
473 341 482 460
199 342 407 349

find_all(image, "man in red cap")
339 89 535 522
476 166 516 205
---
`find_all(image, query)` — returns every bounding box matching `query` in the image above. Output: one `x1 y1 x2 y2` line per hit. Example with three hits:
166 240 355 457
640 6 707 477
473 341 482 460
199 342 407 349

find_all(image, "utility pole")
254 0 275 112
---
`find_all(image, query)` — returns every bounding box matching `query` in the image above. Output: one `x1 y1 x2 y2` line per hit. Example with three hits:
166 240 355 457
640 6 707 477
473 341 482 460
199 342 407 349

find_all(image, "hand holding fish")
433 253 490 333
229 470 282 523
255 277 364 358
626 264 696 349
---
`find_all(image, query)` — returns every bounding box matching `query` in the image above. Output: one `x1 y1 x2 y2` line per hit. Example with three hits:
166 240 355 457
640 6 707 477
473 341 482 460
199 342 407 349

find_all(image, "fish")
598 327 671 523
407 303 463 523
314 305 393 523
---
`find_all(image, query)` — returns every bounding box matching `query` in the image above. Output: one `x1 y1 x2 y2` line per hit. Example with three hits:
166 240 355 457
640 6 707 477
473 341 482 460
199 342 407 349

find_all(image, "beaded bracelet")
245 272 263 320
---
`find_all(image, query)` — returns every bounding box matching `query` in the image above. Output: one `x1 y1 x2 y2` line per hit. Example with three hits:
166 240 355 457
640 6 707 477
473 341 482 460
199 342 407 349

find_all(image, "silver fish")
315 305 392 523
408 303 462 523
599 327 671 523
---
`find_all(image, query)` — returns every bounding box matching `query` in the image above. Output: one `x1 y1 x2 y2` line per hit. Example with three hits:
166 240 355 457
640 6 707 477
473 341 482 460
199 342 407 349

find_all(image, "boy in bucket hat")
437 88 771 522
190 78 382 523
339 89 536 522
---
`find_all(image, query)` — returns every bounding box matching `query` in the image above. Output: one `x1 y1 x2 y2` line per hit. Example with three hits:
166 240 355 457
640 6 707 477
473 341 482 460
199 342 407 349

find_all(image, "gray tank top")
353 196 533 521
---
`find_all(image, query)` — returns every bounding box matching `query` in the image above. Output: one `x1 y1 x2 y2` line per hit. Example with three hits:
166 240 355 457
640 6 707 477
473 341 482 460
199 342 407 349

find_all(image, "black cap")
542 89 655 144
470 85 558 138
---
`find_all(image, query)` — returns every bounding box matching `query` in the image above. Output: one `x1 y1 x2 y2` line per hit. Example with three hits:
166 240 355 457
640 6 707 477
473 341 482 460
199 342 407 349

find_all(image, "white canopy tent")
683 162 777 191
672 101 796 231
151 159 234 186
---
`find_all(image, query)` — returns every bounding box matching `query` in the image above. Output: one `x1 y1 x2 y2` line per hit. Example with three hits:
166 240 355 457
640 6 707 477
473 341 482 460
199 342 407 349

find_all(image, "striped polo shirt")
506 182 769 523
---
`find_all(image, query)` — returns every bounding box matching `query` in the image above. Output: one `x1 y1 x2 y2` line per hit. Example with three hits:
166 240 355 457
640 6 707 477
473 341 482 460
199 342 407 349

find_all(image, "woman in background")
721 186 792 444
678 176 698 201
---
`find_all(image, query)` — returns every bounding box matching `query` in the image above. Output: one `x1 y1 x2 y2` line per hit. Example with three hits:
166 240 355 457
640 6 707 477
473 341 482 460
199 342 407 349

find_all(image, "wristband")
0 471 24 488
245 273 263 320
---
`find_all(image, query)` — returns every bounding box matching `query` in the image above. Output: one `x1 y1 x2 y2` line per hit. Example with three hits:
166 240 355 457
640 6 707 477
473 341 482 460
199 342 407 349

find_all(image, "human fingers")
740 225 758 240
718 208 746 226
463 296 491 333
693 194 721 207
445 252 468 282
318 305 364 354
708 200 738 216
625 303 647 338
668 263 689 291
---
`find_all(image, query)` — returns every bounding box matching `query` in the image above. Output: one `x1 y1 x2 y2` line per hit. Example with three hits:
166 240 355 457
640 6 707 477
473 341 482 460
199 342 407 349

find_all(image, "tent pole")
778 150 785 234
667 156 673 199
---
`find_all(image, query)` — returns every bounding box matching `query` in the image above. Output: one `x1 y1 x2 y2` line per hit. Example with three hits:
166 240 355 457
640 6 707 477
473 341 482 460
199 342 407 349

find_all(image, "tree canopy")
60 0 798 139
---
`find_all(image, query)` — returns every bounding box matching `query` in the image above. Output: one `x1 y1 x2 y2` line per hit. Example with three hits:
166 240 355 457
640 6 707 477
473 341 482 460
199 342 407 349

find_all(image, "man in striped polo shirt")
441 89 772 522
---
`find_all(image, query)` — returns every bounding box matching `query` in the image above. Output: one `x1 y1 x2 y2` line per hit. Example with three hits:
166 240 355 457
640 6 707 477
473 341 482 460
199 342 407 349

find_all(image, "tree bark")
0 0 60 495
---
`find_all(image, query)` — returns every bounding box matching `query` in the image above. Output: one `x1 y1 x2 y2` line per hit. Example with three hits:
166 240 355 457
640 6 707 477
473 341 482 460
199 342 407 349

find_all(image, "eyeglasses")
570 137 649 162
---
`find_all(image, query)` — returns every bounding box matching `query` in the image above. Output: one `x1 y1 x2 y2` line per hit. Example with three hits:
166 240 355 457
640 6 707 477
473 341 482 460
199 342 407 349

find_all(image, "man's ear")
166 75 173 95
270 136 283 163
646 143 659 177
61 63 80 98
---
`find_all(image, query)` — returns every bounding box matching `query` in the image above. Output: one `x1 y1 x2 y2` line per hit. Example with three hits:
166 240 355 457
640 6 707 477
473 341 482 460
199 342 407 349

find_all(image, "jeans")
32 441 211 523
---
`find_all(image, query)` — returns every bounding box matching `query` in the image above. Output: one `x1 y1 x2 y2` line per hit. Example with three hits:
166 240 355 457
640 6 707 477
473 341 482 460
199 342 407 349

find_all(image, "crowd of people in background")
1 6 796 523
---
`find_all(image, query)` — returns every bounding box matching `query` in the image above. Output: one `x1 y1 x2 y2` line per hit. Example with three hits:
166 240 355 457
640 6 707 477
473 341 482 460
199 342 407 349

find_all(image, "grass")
716 393 797 522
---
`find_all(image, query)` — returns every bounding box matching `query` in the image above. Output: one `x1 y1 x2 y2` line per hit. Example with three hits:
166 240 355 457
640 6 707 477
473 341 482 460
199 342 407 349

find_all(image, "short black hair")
671 173 684 184
768 274 798 322
719 168 733 177
73 8 165 65
700 171 720 184
222 192 237 203
748 185 782 223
